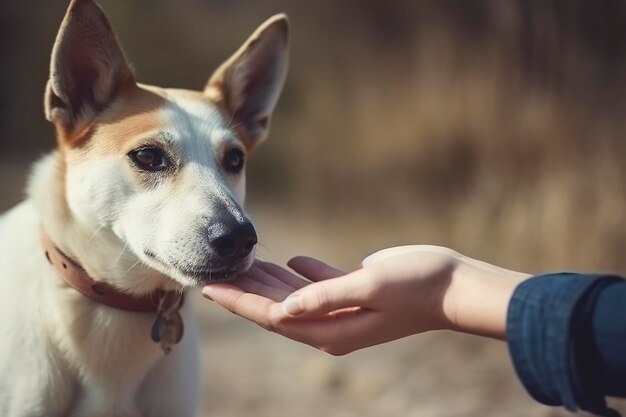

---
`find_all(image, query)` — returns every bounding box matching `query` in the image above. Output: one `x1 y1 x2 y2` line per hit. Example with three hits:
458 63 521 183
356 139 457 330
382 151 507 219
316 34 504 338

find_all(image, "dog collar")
40 227 184 353
40 227 181 312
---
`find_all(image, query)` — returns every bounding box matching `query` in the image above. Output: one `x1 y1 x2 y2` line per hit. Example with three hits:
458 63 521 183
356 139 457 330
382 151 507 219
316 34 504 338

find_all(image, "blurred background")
1 1 625 416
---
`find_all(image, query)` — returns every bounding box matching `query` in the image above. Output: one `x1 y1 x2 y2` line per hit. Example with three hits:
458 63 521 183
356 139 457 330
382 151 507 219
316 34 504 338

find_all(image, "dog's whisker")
120 259 142 280
254 243 274 260
224 106 236 130
114 241 130 266
226 120 246 131
253 247 272 262
223 108 246 132
87 224 105 242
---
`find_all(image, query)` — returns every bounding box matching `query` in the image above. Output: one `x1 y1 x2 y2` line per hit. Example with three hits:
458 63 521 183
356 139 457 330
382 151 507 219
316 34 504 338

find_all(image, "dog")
0 0 288 415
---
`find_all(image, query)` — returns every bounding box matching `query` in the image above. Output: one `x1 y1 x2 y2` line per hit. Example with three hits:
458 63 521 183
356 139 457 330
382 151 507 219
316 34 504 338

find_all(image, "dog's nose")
210 221 257 261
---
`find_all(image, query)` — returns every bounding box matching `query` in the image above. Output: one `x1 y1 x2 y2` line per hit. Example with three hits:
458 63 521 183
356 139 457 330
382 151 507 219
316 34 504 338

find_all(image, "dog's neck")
40 226 181 313
29 152 182 295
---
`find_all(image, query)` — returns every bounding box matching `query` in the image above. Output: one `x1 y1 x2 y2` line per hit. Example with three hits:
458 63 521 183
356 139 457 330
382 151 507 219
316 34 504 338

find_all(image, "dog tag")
151 291 184 354
151 310 184 354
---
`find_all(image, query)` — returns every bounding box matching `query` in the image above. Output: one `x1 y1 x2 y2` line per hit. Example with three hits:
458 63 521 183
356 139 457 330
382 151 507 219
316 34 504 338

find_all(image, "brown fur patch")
65 84 167 156
59 82 256 194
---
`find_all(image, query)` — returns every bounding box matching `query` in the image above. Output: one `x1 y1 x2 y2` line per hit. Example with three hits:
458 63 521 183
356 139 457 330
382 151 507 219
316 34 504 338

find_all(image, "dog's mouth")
144 249 252 285
177 265 247 283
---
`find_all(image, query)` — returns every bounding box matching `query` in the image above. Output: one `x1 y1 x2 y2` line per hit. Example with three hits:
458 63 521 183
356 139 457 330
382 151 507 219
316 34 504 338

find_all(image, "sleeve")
506 273 626 417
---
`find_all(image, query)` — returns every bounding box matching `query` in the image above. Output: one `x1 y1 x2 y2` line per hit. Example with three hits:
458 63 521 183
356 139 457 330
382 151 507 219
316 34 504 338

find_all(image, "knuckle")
259 320 277 333
309 288 331 312
261 310 285 333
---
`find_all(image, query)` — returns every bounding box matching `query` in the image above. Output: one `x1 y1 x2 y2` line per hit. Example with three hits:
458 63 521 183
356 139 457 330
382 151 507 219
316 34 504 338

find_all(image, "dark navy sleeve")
506 273 626 417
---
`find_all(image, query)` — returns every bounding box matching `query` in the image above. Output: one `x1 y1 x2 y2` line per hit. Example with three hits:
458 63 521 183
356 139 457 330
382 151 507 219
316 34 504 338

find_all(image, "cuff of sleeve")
506 273 622 416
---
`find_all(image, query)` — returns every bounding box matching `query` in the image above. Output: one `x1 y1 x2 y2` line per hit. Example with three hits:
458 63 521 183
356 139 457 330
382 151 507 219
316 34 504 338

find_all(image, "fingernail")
201 287 213 301
282 295 303 315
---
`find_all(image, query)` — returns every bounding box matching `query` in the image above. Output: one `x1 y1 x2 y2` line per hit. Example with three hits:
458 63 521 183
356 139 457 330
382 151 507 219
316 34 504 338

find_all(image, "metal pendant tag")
151 291 184 354
151 310 184 354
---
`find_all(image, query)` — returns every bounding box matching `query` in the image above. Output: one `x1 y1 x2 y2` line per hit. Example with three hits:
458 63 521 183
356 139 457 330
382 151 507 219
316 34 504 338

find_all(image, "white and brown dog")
0 0 288 415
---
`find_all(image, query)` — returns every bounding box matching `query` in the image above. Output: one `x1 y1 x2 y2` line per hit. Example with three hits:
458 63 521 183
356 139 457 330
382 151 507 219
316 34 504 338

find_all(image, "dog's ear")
205 14 289 148
44 0 134 142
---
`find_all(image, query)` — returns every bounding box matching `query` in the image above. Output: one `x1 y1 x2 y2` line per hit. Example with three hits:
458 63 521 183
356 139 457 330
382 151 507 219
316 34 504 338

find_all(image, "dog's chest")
51 298 167 409
58 301 198 417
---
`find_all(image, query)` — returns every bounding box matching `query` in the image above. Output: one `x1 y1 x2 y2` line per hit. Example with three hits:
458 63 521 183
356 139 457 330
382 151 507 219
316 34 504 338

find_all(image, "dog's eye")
129 148 168 171
223 148 245 174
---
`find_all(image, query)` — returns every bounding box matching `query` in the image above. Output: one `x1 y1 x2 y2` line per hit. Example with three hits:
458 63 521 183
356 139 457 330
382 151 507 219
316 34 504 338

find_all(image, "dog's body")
0 1 288 416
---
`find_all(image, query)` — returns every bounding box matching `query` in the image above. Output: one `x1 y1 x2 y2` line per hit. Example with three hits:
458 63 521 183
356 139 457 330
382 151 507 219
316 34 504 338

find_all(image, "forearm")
441 258 626 415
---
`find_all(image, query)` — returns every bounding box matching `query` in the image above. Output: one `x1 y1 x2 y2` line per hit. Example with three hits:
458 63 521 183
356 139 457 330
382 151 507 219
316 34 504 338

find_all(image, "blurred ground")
2 0 626 416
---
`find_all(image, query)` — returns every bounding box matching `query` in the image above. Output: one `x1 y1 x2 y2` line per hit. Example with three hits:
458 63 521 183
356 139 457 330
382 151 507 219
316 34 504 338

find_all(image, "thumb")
281 268 372 316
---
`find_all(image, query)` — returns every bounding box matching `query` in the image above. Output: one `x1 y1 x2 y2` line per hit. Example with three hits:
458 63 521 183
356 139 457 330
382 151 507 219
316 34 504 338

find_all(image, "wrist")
442 255 530 339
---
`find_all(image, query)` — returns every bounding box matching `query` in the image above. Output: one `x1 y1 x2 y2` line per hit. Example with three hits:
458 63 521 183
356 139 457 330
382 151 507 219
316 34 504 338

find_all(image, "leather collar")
40 227 181 313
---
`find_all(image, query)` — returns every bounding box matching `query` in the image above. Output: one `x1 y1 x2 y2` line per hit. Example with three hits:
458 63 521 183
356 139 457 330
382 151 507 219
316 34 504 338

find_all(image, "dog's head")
44 0 288 287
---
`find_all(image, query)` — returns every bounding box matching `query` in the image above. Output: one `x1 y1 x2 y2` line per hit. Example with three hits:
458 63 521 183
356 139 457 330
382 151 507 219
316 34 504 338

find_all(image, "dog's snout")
210 221 257 261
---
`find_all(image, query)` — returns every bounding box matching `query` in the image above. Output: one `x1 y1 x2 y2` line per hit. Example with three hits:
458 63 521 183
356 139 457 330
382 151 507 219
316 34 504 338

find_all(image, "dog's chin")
176 262 252 286
151 257 254 287
141 251 255 287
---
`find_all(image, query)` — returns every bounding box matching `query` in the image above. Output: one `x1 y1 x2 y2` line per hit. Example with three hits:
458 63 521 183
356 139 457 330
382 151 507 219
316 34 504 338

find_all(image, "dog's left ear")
205 14 289 148
44 0 135 143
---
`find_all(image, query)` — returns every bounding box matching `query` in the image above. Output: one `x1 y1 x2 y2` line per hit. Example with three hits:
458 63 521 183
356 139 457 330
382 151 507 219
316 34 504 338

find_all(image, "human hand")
202 246 529 355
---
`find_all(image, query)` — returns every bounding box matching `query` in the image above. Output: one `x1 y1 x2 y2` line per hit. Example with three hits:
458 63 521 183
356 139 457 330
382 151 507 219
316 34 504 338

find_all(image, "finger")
275 309 386 355
203 283 385 354
287 256 345 282
232 277 292 302
201 283 283 328
281 268 374 316
255 261 310 289
242 263 297 291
